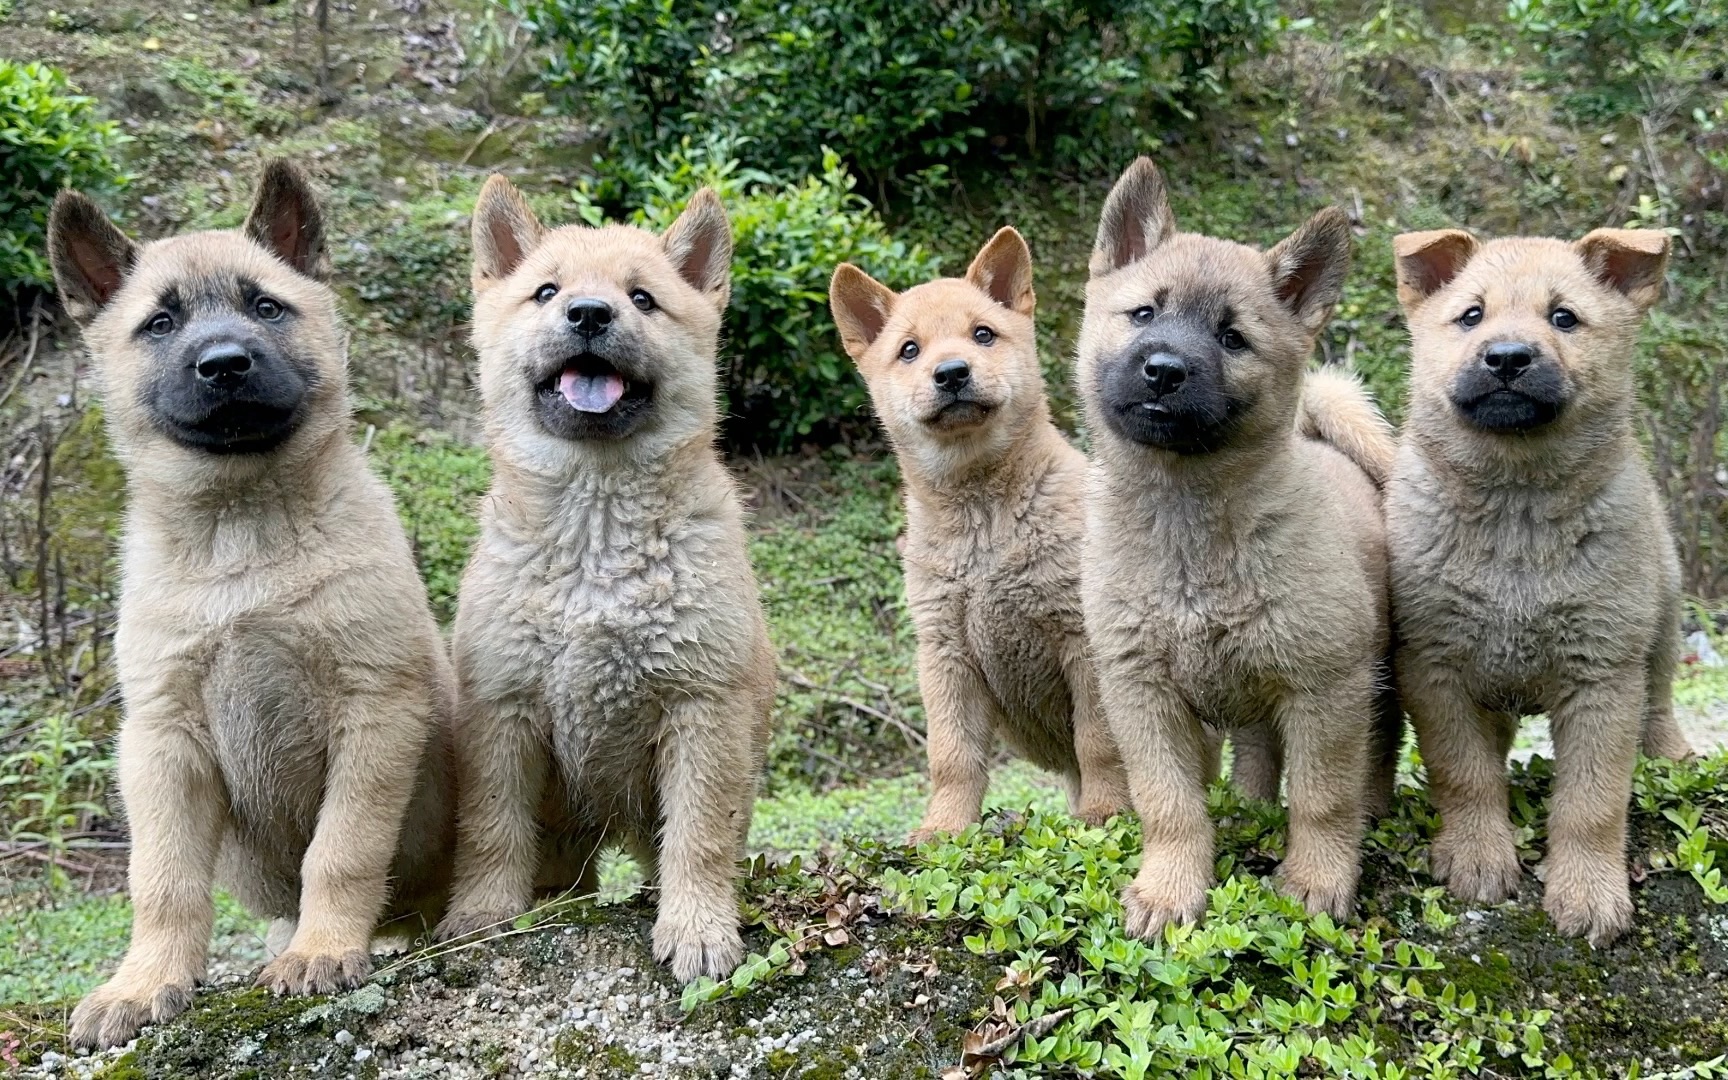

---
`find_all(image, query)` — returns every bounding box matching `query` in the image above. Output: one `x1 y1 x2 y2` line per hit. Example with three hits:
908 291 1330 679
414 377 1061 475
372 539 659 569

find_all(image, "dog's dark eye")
899 340 919 362
1130 306 1156 325
146 312 175 337
254 296 284 321
1550 307 1578 330
534 283 558 305
1218 327 1247 351
1459 306 1484 328
972 325 995 346
630 289 656 312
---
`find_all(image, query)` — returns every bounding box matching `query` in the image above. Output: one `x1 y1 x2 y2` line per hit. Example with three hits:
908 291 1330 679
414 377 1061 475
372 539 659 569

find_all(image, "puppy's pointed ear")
663 187 733 309
471 174 544 289
1575 227 1669 311
965 227 1035 316
1393 229 1478 312
1266 207 1352 336
48 191 138 323
244 159 329 280
829 264 897 363
1090 157 1176 277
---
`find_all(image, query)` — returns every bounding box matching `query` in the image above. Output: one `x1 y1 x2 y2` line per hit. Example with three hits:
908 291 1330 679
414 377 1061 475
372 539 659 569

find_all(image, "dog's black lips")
157 400 307 454
925 398 991 428
533 352 655 441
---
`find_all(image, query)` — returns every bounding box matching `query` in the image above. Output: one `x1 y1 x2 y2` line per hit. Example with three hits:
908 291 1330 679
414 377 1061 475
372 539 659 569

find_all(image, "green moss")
550 1028 638 1073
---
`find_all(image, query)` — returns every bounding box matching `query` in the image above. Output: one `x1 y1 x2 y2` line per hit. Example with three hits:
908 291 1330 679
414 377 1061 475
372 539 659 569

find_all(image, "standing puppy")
1389 226 1691 946
830 228 1131 842
436 177 776 982
1078 158 1400 939
50 162 456 1049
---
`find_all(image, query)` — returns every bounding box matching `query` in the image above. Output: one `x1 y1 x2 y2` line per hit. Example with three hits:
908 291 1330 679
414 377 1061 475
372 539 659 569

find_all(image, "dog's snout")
195 342 254 386
566 297 614 337
932 359 971 393
1142 353 1187 397
1483 341 1536 382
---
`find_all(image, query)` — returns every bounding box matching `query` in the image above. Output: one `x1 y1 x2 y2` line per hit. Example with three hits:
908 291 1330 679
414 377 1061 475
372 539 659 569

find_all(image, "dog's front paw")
1543 857 1633 947
70 976 196 1049
1075 799 1127 829
1120 871 1209 940
1277 860 1358 921
255 947 370 996
1429 826 1521 903
434 907 519 943
653 910 745 984
906 816 974 847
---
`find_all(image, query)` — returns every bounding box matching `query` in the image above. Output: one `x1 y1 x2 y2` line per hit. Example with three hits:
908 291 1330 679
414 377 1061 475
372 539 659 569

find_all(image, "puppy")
49 162 456 1049
829 228 1131 842
436 177 777 982
1389 226 1692 945
1077 157 1400 939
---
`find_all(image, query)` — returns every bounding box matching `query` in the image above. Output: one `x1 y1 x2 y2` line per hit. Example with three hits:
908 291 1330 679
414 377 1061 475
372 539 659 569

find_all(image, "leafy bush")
0 61 129 299
582 144 943 449
1506 0 1724 117
516 0 1285 184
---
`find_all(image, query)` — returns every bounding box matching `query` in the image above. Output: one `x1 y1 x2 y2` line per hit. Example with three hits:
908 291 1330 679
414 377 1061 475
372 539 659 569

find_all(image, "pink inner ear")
72 234 124 303
488 215 524 276
1403 241 1472 298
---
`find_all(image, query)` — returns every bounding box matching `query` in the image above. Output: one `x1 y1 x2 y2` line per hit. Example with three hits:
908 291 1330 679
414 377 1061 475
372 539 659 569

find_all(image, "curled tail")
1298 366 1396 489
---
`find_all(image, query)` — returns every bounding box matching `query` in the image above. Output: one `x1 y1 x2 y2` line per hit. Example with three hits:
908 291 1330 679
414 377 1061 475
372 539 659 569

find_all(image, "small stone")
334 1029 354 1046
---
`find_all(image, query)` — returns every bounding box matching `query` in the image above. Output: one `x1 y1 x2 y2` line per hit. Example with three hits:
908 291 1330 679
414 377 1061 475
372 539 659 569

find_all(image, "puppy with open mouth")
1389 226 1692 945
830 227 1131 844
437 177 777 983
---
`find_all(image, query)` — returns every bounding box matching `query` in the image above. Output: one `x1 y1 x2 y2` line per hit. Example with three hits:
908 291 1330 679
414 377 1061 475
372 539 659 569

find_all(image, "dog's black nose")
1142 353 1187 397
933 359 970 393
1483 342 1535 381
195 342 253 386
566 297 613 337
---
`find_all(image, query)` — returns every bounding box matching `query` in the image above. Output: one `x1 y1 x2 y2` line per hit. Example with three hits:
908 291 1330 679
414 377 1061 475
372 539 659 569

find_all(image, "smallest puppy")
831 228 1130 841
1390 225 1692 945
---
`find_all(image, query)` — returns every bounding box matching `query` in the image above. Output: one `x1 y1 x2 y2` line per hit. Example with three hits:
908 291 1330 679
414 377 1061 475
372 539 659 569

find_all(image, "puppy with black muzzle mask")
1389 226 1692 946
50 162 456 1049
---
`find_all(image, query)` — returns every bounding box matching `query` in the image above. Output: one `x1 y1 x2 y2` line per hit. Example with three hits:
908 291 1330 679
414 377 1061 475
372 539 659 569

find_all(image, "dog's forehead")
523 224 671 286
1463 238 1597 305
890 279 1012 339
1094 234 1270 312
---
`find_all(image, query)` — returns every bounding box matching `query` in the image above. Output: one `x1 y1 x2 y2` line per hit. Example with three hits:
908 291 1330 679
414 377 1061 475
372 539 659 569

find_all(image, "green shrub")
366 426 491 623
0 61 129 299
1506 0 1723 117
583 143 943 450
518 0 1287 185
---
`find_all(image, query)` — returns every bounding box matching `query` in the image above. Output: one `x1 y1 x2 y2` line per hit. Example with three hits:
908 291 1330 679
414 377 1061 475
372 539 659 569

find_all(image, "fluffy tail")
1298 367 1396 489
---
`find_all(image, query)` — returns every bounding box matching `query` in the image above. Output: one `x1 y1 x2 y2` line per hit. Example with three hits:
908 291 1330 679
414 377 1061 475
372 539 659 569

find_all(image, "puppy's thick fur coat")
51 162 455 1049
1077 158 1400 939
437 177 776 982
830 228 1130 841
1389 226 1692 945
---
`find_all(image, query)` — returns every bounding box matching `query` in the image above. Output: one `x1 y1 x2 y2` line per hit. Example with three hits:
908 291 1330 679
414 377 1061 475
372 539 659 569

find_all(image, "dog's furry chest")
1389 472 1656 704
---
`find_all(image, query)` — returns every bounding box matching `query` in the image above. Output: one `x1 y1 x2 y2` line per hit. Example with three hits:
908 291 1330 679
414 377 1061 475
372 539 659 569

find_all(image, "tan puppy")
436 177 777 982
1077 157 1400 939
48 162 455 1049
829 228 1131 842
1389 226 1692 945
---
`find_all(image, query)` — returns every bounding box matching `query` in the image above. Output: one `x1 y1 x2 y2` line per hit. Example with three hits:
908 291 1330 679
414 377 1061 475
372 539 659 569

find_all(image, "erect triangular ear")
1090 156 1177 277
965 226 1035 316
1265 207 1352 336
1574 227 1669 311
243 159 329 280
47 191 138 323
829 263 898 362
662 187 733 309
470 173 544 289
1393 229 1479 312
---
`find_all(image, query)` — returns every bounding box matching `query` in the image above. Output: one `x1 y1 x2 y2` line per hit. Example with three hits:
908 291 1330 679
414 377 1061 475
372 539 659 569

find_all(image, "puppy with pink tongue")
438 176 778 985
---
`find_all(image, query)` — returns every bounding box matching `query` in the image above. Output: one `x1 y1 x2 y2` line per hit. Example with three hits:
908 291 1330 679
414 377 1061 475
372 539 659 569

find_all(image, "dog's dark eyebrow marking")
1218 304 1237 328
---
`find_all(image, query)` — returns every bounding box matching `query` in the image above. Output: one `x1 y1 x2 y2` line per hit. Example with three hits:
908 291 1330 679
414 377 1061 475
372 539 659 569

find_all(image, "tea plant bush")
0 61 129 299
513 0 1285 185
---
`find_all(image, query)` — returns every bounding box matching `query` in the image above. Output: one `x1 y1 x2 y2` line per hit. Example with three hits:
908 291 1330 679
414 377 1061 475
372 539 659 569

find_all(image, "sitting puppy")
829 228 1131 841
1389 225 1692 945
50 162 455 1049
1077 157 1401 939
436 177 777 982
